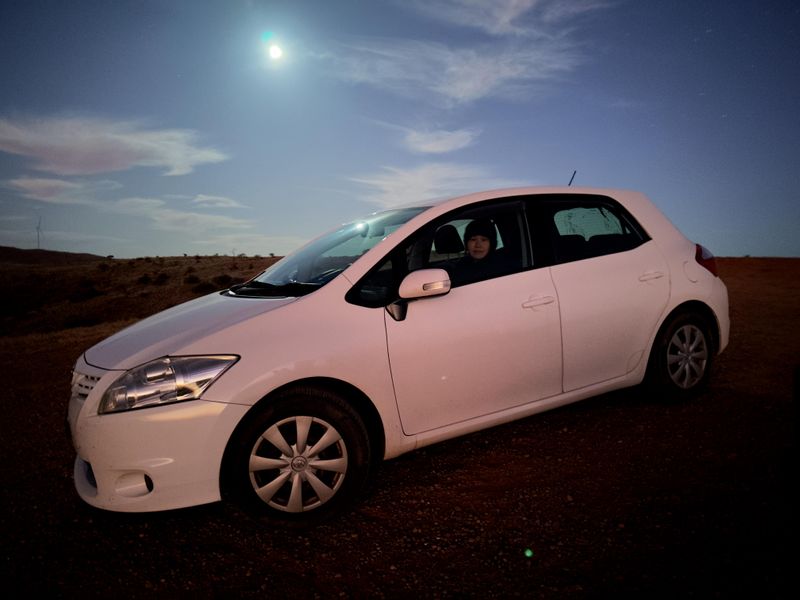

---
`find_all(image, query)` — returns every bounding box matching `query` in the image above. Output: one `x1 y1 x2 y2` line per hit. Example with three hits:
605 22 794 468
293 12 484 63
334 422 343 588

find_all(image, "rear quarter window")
532 196 649 265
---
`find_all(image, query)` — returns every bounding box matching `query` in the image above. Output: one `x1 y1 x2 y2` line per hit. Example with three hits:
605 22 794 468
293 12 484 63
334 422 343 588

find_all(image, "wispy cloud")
6 175 251 234
402 0 539 35
537 0 613 24
350 162 525 207
191 194 247 208
403 127 480 154
327 0 613 107
374 121 480 154
7 176 120 204
0 116 228 176
7 177 88 203
329 37 579 106
401 0 611 35
112 197 252 232
149 209 252 233
6 180 254 236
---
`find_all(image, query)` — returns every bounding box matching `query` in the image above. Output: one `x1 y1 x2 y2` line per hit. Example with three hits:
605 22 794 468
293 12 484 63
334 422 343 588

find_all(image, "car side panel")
386 269 562 435
550 240 670 391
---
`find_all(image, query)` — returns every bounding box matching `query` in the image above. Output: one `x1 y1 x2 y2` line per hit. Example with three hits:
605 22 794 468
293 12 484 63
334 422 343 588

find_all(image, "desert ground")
0 247 796 598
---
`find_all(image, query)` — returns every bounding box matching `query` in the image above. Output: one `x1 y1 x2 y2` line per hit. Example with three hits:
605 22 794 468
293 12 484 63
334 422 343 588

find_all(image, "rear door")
532 196 670 392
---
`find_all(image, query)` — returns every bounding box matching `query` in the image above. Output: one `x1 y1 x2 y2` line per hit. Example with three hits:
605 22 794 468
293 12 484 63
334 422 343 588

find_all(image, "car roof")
433 185 636 204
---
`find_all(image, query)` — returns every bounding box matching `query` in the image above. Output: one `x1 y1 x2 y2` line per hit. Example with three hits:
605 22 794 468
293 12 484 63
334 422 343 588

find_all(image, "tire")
223 386 372 524
647 311 714 401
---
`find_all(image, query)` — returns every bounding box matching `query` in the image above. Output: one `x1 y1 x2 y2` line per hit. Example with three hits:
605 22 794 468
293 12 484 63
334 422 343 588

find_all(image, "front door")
386 270 562 435
383 200 563 435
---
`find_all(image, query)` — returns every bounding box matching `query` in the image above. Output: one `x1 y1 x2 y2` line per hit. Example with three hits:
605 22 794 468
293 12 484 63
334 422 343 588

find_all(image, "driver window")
348 201 530 307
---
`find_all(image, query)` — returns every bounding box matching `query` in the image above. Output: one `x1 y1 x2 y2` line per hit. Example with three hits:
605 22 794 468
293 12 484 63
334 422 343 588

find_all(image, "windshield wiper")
227 280 321 297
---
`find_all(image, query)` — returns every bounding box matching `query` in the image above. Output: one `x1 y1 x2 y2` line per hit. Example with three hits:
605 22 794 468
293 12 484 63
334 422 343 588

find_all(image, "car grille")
71 370 101 404
68 367 105 444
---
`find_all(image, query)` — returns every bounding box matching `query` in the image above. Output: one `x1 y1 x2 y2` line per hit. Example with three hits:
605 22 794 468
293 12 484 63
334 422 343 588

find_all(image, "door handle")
522 295 555 309
638 271 664 282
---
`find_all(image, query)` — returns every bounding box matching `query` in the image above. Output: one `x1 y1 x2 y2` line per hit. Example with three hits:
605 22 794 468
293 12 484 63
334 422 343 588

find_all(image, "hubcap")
666 324 708 389
248 416 348 513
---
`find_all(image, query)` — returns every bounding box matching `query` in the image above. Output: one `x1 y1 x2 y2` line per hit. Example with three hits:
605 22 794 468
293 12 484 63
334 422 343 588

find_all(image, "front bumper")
68 356 249 513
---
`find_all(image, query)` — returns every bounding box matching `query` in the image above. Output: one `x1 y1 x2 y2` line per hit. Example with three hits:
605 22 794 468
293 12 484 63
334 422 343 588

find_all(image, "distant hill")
0 249 280 336
0 245 107 265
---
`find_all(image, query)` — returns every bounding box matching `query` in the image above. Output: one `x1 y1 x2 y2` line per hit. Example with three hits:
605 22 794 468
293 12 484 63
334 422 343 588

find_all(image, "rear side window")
531 196 649 265
554 206 626 238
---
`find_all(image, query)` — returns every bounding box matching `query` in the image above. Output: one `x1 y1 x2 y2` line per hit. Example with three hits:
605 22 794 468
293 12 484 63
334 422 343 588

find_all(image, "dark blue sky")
1 0 798 257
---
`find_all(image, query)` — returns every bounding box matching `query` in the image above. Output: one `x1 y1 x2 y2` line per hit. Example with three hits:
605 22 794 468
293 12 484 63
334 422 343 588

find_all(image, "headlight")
99 355 238 414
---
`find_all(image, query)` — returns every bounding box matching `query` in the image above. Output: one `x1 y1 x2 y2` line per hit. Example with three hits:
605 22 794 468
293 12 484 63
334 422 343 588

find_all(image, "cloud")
373 121 480 153
0 116 228 176
191 194 247 208
401 0 611 35
403 127 480 154
329 38 579 106
6 176 120 204
350 162 525 207
111 197 252 232
149 209 252 233
113 197 166 213
402 0 539 35
5 173 252 237
326 1 614 106
7 177 87 203
538 0 613 24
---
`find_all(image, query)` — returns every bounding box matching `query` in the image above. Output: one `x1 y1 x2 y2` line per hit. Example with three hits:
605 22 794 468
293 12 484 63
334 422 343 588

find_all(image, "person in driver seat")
450 218 499 285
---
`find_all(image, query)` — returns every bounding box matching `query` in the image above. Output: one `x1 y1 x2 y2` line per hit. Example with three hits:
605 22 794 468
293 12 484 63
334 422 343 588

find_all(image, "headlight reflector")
99 355 238 414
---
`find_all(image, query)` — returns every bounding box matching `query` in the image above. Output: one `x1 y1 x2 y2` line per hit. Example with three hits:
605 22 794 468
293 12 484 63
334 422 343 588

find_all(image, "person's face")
466 235 490 260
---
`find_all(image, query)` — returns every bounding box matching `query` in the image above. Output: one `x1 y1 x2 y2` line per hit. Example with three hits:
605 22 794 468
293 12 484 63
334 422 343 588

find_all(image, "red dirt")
0 254 796 597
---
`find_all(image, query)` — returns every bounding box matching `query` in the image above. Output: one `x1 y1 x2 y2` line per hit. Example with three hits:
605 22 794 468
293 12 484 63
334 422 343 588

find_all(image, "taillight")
695 244 718 276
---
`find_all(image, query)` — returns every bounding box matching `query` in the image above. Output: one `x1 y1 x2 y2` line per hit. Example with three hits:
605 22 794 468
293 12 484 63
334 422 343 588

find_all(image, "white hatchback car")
68 187 729 522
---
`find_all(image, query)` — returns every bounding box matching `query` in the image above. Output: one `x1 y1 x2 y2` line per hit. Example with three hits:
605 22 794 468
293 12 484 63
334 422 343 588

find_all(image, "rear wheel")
224 386 372 524
647 311 714 400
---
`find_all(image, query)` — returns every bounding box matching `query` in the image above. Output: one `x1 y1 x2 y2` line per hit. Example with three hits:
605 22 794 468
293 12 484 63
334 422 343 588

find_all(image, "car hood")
84 292 296 370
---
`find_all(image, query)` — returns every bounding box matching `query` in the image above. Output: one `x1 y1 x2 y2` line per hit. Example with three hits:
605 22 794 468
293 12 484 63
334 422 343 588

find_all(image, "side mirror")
398 268 451 299
387 269 451 322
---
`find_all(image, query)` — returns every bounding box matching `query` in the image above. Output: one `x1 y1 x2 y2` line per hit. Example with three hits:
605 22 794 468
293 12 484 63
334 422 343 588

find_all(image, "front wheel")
223 386 372 524
646 312 714 400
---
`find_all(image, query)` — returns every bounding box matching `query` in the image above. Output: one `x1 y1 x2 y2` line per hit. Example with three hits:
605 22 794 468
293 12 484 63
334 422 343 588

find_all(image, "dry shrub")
0 251 278 336
191 281 217 294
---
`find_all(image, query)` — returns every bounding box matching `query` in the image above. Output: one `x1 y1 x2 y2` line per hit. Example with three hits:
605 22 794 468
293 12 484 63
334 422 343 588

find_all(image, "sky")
1 0 798 258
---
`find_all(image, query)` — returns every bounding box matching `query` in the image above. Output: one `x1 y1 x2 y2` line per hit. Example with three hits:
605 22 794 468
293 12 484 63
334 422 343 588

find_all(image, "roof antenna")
568 170 577 186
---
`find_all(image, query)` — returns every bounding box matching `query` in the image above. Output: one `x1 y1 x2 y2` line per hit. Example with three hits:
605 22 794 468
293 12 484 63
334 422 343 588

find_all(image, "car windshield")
229 207 427 297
